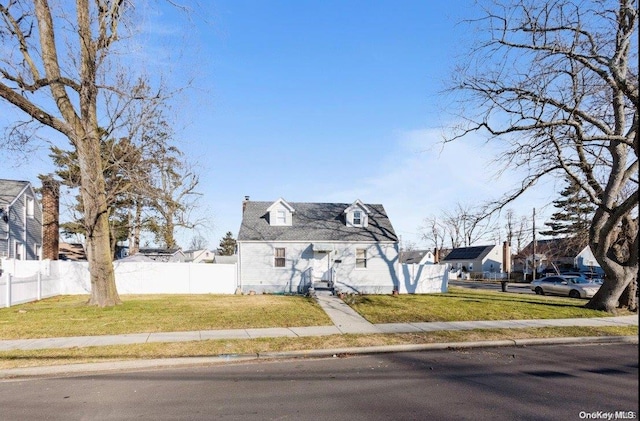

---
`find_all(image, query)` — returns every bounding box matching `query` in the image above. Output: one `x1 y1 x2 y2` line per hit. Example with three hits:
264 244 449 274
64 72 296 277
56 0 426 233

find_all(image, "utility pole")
532 208 537 280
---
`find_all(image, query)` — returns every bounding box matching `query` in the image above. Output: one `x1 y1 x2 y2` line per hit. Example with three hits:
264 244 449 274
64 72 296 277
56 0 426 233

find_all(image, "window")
26 197 34 218
356 248 367 269
353 211 362 226
276 210 286 225
15 242 23 260
274 248 286 267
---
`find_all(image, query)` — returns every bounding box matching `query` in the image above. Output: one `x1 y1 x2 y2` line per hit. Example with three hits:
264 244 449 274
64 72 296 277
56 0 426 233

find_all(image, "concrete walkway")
0 294 637 352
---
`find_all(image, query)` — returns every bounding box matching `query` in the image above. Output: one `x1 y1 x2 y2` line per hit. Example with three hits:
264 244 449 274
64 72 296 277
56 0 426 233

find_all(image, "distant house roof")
519 237 587 259
213 255 237 264
59 243 87 261
442 245 496 261
117 254 153 262
400 250 430 264
0 179 30 207
238 201 398 242
138 248 181 255
136 248 185 262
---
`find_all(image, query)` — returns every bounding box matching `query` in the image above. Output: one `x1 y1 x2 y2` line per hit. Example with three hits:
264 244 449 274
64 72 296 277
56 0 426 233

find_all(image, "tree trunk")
128 200 142 256
585 209 638 312
76 131 121 307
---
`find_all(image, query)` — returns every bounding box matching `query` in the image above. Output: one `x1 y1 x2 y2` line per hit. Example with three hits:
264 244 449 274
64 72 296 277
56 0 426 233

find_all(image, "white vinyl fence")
0 258 238 307
397 263 449 294
0 259 450 308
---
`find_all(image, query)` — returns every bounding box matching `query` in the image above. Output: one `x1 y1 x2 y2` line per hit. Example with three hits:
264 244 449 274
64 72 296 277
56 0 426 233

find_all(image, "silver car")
531 275 601 299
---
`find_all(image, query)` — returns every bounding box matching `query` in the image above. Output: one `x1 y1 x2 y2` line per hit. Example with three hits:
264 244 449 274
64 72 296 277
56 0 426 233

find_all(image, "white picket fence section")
0 258 238 307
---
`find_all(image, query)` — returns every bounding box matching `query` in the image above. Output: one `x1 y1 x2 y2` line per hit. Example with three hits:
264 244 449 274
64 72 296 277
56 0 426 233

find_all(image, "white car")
531 275 601 299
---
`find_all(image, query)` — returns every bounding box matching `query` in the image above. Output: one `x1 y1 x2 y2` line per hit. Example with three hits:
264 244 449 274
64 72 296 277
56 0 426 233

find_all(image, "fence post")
5 274 11 308
37 271 42 300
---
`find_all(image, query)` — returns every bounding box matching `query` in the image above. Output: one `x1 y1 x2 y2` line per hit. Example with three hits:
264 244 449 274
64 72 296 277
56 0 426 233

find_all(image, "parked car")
531 275 601 299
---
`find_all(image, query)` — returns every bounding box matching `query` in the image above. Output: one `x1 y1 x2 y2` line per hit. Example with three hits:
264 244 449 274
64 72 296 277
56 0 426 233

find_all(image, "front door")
313 251 331 281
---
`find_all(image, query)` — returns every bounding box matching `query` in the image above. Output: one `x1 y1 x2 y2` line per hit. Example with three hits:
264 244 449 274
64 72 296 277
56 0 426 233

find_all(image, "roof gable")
266 198 295 213
343 199 371 215
0 179 31 207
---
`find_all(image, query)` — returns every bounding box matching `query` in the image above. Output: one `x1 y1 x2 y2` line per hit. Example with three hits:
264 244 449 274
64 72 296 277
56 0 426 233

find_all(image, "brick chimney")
242 196 250 213
434 247 440 263
40 175 59 260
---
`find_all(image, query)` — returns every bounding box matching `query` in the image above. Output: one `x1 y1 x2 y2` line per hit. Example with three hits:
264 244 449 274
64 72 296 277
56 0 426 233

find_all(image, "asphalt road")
1 343 637 420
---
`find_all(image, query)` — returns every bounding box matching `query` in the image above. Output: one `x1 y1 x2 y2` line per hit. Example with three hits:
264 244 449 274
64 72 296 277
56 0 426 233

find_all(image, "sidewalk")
1 294 637 352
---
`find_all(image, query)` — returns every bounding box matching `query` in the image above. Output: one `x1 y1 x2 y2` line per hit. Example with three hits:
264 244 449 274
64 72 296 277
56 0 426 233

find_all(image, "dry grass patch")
0 294 332 339
0 325 635 370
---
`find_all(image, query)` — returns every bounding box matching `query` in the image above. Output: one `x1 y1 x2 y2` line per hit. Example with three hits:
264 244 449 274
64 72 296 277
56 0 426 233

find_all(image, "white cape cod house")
237 198 400 294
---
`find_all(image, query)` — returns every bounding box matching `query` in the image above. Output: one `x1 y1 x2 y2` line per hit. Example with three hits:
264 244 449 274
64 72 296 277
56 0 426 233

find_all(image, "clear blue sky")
0 0 554 250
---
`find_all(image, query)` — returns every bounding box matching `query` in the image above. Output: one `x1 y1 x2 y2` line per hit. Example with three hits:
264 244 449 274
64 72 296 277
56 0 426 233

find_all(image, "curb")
1 335 636 380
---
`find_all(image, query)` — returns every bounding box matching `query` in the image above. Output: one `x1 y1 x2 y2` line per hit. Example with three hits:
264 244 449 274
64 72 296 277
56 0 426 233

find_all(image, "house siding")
238 241 399 294
1 184 43 260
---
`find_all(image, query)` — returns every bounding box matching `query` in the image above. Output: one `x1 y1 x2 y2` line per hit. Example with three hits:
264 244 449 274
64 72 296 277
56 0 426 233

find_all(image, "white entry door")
313 252 330 281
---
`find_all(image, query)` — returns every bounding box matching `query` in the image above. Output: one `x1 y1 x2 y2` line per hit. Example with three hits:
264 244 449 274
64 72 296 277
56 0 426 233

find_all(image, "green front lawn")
345 287 619 323
0 294 332 339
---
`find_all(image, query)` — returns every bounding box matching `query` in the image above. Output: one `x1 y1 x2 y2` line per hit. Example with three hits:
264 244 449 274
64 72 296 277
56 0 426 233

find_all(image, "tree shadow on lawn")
353 291 597 312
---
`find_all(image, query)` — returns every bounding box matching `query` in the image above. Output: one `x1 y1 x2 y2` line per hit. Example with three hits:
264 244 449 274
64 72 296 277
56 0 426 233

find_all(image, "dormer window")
353 211 362 226
344 199 371 228
267 198 295 226
276 210 287 225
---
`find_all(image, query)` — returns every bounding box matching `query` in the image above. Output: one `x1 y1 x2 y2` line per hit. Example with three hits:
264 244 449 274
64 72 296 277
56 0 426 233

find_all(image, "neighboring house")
184 249 215 263
213 255 237 264
513 237 590 274
136 248 186 263
0 179 43 260
59 242 87 261
237 198 399 294
399 250 435 265
442 244 502 275
574 245 603 274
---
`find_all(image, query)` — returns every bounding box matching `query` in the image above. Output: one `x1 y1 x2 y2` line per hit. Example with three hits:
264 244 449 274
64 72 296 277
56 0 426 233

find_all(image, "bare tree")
188 235 208 250
514 215 531 254
502 209 531 253
438 202 496 248
504 209 516 249
447 0 638 311
420 216 447 253
0 0 133 306
145 144 202 249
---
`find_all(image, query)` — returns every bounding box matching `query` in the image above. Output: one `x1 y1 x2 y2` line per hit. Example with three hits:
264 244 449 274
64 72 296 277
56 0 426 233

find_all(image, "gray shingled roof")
442 245 495 261
0 179 30 207
399 250 428 264
238 201 398 242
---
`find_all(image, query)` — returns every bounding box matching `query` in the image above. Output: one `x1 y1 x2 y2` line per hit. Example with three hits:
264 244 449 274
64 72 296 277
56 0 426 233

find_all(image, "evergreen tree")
218 232 237 256
540 177 595 241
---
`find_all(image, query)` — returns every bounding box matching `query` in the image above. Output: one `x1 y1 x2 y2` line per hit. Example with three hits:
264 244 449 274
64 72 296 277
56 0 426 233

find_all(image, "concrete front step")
312 280 334 290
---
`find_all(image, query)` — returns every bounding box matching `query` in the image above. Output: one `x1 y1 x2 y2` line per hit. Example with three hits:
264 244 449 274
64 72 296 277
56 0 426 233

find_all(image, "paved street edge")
1 335 637 380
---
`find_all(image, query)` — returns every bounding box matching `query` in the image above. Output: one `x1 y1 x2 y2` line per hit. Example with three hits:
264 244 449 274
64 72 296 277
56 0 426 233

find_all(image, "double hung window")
356 248 367 269
274 248 286 267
